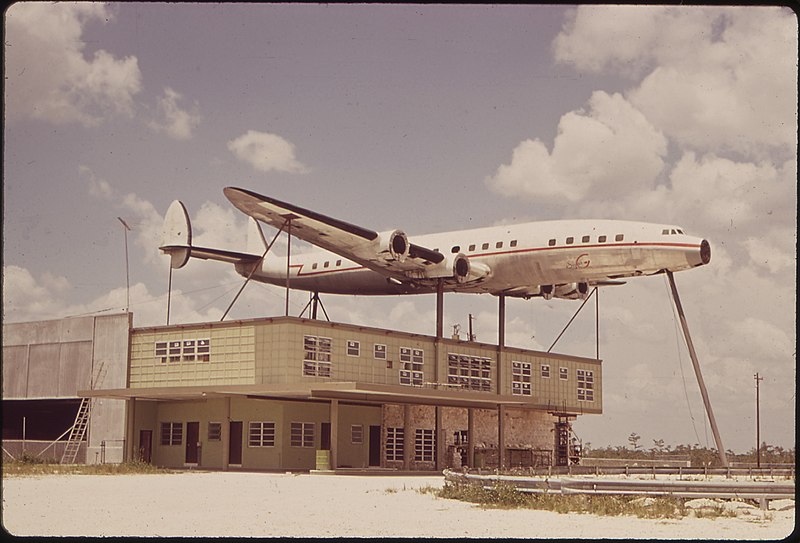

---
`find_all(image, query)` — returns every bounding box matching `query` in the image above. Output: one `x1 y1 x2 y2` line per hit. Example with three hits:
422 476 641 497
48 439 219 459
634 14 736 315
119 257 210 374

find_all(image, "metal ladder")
60 362 106 464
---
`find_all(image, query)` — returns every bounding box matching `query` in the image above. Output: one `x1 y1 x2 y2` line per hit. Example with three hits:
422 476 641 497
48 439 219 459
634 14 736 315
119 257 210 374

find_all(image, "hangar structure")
3 312 601 471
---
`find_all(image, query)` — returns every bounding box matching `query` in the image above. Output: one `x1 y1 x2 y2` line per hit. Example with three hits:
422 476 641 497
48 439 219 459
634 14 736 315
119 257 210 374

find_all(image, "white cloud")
486 91 667 203
149 87 202 140
555 6 797 158
227 130 310 174
5 3 142 126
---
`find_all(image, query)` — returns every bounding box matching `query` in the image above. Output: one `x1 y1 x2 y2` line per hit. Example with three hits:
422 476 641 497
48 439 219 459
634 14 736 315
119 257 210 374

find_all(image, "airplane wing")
223 187 489 285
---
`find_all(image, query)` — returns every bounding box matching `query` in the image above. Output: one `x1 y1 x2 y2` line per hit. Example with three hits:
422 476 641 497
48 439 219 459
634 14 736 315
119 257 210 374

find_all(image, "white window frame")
373 344 387 360
559 367 568 380
351 424 363 444
541 364 551 379
386 427 404 461
303 335 332 377
511 361 532 396
415 428 435 462
160 422 182 446
290 422 315 448
248 421 276 447
346 340 360 357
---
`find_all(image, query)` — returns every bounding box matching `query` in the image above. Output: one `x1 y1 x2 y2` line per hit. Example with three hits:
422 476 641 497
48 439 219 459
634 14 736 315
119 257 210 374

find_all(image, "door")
229 421 243 465
320 423 331 450
138 429 152 463
368 425 381 467
185 421 200 464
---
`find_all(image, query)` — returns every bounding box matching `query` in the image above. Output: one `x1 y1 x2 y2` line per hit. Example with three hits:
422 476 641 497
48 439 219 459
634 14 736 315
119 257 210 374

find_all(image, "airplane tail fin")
159 200 263 269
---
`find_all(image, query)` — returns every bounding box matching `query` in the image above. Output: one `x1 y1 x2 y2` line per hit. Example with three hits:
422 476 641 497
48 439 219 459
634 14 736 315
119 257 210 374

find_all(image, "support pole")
755 372 763 468
497 294 505 396
666 271 728 467
285 218 293 317
498 404 506 470
467 407 475 468
330 399 339 470
435 279 444 340
595 286 600 361
166 266 172 325
222 397 231 471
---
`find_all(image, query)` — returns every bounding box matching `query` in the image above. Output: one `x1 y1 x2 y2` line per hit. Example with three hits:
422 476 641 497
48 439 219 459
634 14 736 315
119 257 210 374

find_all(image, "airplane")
159 187 711 301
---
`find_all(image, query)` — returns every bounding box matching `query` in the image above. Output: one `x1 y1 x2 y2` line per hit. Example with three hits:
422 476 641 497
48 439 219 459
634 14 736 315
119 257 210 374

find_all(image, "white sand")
1 472 795 538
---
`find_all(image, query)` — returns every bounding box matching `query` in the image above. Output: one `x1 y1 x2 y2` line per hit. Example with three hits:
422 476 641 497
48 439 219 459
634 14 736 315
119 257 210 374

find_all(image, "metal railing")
443 469 795 501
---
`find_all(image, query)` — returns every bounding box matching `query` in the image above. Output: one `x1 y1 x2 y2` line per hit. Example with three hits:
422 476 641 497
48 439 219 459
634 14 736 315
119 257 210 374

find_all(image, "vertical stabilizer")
160 200 192 269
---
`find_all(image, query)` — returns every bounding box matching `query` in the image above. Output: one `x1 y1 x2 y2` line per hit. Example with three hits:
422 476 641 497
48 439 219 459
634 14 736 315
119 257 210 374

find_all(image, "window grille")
290 422 315 447
386 427 404 461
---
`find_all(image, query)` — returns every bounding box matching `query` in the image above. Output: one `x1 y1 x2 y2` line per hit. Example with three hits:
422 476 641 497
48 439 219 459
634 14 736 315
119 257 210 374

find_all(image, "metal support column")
498 404 506 469
434 279 444 470
221 396 231 471
497 294 505 394
330 399 339 469
125 398 136 462
467 407 475 468
403 405 412 471
666 271 728 467
435 406 443 471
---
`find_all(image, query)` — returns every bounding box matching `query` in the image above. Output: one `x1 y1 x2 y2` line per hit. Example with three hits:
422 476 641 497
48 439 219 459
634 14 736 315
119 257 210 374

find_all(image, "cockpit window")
677 229 684 234
671 229 677 235
662 229 670 235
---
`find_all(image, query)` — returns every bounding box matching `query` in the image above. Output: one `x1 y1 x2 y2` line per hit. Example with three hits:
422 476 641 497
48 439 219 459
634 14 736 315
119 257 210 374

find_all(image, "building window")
511 361 532 396
541 364 551 378
598 235 607 243
615 234 624 242
399 347 424 386
453 430 469 446
351 425 363 444
447 353 491 392
208 422 222 441
415 429 435 462
560 367 568 380
160 422 182 446
248 421 276 447
303 335 332 377
290 422 315 447
155 342 168 363
374 344 387 360
157 339 210 363
577 370 594 402
386 427 404 461
347 340 360 357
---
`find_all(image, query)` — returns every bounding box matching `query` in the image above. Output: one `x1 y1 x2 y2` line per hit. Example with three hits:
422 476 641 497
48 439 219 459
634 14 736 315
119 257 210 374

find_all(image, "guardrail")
462 465 795 479
443 469 796 501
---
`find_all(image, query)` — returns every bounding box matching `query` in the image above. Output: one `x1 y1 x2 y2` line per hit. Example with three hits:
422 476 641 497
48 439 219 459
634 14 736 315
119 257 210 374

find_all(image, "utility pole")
754 372 763 467
117 217 132 312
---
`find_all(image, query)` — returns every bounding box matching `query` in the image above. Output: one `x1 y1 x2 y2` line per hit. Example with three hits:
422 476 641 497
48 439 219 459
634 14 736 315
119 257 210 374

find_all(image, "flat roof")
132 315 601 365
81 381 599 413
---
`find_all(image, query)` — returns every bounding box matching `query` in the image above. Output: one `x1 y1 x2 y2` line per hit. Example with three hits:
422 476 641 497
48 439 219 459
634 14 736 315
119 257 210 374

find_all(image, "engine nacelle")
387 230 410 263
554 282 590 300
540 284 555 300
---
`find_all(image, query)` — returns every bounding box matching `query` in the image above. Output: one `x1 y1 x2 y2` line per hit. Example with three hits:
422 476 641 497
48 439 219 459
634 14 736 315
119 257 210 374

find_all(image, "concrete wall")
2 313 131 464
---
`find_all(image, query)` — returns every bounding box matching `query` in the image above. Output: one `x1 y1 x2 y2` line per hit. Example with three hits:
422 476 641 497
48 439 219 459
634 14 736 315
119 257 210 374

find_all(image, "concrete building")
2 313 130 463
82 315 601 471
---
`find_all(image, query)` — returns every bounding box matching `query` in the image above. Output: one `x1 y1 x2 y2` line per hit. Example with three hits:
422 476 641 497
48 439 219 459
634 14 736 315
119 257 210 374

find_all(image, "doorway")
185 421 200 464
229 421 243 465
368 425 381 467
138 429 152 463
320 422 331 450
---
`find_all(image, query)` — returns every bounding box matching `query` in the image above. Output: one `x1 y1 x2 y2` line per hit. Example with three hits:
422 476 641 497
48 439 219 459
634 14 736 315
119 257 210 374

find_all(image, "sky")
3 3 797 453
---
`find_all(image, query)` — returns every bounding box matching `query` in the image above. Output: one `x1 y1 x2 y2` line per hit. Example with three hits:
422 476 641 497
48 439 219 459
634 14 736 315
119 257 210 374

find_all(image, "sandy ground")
1 471 795 538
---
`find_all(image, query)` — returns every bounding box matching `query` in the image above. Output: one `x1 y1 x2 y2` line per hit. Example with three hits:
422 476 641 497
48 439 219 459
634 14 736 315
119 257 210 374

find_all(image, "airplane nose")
700 239 711 265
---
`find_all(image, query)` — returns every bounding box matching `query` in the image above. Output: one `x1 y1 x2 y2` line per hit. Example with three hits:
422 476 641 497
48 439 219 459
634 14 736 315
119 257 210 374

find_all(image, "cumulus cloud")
555 6 797 158
486 91 667 203
149 87 202 140
227 130 310 174
5 3 142 126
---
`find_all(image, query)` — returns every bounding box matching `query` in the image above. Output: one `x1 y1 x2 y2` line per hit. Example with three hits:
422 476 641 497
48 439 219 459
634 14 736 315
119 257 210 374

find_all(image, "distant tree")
651 438 666 455
628 432 641 451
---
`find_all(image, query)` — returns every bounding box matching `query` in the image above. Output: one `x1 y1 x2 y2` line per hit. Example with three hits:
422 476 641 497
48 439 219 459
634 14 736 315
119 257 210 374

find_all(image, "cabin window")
336 260 342 266
615 234 624 242
677 229 684 234
323 261 330 268
496 241 503 249
598 235 607 243
482 243 489 250
312 262 318 269
548 239 556 246
510 240 518 247
451 246 460 253
662 229 670 235
468 244 476 252
671 229 677 235
582 235 590 243
566 237 574 245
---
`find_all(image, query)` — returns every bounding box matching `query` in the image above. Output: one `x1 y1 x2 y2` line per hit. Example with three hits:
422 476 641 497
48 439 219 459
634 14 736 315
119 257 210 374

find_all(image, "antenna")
117 217 132 312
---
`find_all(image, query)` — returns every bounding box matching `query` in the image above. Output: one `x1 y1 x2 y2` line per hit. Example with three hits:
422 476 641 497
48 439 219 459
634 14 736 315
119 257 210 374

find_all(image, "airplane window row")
548 234 624 247
310 259 343 270
449 240 518 254
662 228 684 235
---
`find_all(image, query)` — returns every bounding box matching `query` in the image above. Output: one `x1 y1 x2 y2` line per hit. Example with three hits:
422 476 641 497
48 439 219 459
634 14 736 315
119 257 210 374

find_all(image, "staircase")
60 362 106 464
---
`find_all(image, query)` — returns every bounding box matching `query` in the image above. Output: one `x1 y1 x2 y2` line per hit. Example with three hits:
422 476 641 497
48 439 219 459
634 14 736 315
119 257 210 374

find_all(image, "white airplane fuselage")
239 219 710 298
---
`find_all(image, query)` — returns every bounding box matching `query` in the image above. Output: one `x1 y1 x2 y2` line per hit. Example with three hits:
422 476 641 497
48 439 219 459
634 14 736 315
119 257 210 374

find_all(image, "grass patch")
3 457 172 477
436 480 691 518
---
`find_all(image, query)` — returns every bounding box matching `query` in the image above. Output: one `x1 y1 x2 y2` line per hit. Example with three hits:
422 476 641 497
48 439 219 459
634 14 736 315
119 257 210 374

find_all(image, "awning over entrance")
80 381 566 410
